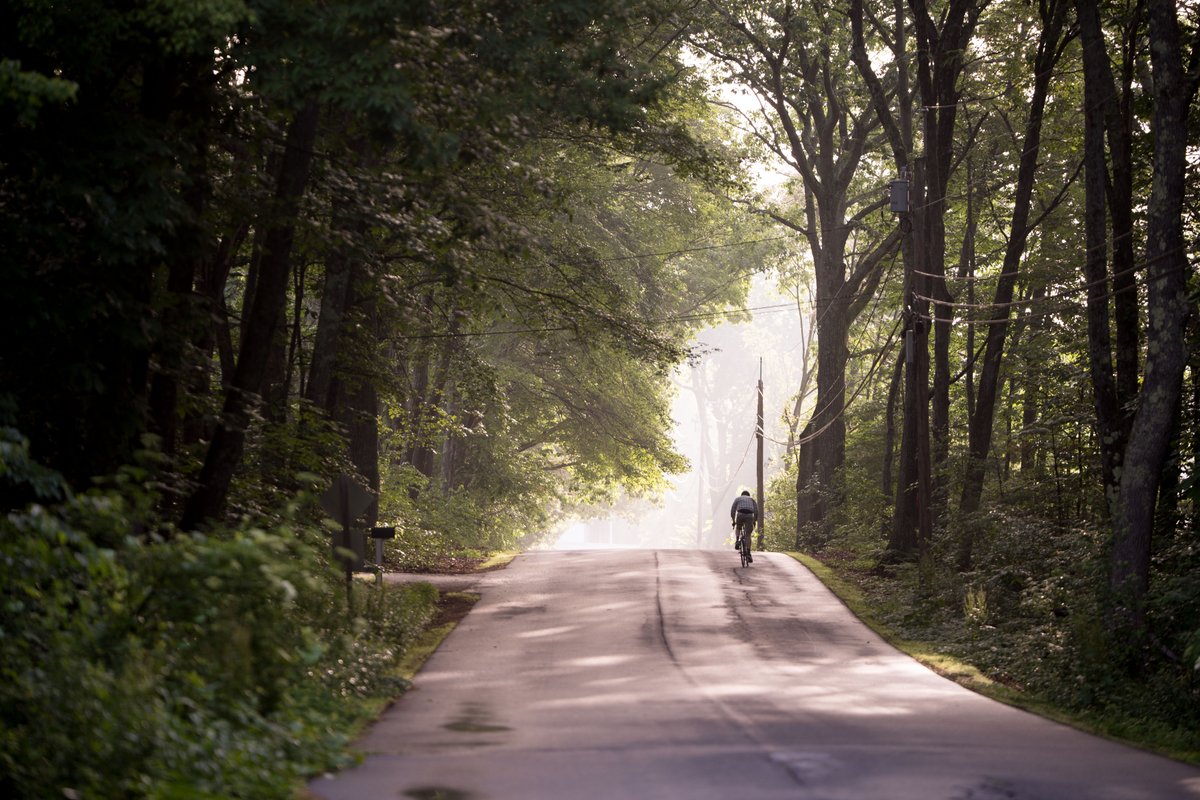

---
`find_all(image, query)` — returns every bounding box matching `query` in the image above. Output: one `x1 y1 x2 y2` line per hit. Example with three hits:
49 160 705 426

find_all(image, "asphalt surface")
309 549 1200 800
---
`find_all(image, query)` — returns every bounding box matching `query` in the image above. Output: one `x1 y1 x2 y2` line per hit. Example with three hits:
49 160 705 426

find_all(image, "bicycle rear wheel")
739 527 751 567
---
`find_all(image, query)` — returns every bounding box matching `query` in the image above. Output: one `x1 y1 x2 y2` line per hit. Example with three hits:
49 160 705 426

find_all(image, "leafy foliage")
0 432 437 797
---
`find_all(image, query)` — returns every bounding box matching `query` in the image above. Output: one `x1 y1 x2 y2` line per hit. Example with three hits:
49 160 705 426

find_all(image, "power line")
910 242 1189 319
391 300 804 340
658 301 796 324
790 315 905 448
394 324 575 340
712 424 759 509
598 235 791 262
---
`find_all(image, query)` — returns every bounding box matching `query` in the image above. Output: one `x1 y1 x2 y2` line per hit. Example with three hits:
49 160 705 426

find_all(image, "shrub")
0 430 438 798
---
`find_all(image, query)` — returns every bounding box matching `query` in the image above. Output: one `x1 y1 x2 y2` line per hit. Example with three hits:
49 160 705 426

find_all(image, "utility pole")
756 358 765 550
888 161 933 561
696 365 707 548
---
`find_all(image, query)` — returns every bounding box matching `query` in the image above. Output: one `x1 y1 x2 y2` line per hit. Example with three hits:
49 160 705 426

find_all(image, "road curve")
309 549 1200 800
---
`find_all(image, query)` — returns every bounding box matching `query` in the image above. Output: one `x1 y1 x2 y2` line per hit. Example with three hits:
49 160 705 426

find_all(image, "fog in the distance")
556 273 809 550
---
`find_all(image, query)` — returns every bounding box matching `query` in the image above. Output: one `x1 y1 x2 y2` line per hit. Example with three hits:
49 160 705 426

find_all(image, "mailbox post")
370 526 396 585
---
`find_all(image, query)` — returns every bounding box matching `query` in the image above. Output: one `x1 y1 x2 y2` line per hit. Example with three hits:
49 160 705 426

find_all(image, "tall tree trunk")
181 102 321 530
889 312 932 559
443 408 481 491
410 308 462 488
306 132 375 414
1019 288 1049 476
910 0 979 515
697 1 885 544
406 345 430 474
239 161 271 345
306 229 356 413
797 255 851 540
337 281 381 529
440 386 462 491
403 292 436 489
143 58 213 461
142 60 185 457
262 295 291 425
186 219 249 446
1108 3 1143 408
285 258 308 402
1108 0 1193 639
960 158 978 424
887 162 932 560
1077 0 1127 509
956 0 1068 571
851 0 936 559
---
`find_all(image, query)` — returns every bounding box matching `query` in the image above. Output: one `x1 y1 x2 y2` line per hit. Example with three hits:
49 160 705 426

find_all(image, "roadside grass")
388 547 520 574
319 551 503 751
297 589 482 797
476 550 519 571
376 552 506 690
788 551 1200 766
350 586 484 722
299 543 520 799
395 592 481 681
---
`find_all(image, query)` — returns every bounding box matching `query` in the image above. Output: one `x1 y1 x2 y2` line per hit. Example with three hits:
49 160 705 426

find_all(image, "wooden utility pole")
696 365 707 547
756 358 765 550
888 160 933 561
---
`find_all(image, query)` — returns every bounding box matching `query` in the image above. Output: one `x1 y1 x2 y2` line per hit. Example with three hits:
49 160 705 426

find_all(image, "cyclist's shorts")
736 510 755 525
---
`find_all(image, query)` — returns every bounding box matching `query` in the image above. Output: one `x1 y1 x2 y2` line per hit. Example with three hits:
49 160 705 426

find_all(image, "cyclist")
730 490 758 564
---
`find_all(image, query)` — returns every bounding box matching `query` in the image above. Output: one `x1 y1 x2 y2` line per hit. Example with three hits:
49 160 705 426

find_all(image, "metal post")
756 358 765 550
375 538 384 586
339 480 353 616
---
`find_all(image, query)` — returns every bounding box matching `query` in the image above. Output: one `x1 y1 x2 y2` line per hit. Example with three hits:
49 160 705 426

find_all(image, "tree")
0 0 253 484
691 0 899 543
177 0 726 528
955 0 1073 569
847 0 927 557
909 0 983 503
1075 0 1144 511
1106 0 1197 640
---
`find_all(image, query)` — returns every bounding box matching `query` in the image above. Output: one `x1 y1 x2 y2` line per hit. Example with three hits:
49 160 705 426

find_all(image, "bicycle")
733 517 754 567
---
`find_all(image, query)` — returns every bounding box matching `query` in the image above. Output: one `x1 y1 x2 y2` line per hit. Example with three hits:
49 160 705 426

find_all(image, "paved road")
309 550 1200 800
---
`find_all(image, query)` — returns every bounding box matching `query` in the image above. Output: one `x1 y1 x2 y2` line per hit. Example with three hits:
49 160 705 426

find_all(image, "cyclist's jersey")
730 495 757 520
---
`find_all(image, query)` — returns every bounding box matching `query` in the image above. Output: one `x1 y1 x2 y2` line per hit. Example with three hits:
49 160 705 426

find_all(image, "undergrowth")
0 429 440 798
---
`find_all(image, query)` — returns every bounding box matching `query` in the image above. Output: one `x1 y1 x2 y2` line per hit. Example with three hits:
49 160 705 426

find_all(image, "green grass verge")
296 585 476 797
334 587 477 721
787 551 1200 765
396 591 480 680
476 551 519 571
